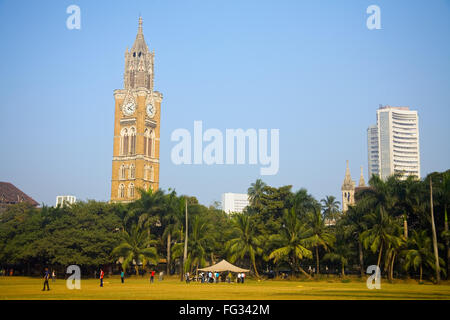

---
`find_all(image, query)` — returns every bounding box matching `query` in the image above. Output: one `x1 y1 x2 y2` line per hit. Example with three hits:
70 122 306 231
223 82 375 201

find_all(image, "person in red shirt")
100 268 104 287
150 270 155 283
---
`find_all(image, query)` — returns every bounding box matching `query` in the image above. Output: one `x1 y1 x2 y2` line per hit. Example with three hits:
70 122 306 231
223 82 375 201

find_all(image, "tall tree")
247 179 267 210
111 224 158 275
161 190 183 275
360 206 403 272
429 177 441 283
403 230 446 283
226 213 263 277
268 209 313 278
340 203 368 277
292 188 318 219
323 231 353 278
305 207 335 274
321 195 341 222
186 215 211 278
435 171 450 279
129 188 165 245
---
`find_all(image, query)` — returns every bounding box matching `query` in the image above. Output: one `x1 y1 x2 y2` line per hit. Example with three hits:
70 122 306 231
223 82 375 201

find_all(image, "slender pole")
182 199 188 281
430 178 441 284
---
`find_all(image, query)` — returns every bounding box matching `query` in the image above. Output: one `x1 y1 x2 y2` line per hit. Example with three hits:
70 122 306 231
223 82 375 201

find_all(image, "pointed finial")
138 16 143 34
359 166 366 187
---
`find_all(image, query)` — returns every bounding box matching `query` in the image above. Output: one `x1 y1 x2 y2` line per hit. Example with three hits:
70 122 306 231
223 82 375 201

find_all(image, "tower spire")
359 166 366 187
342 160 355 189
138 16 143 35
345 160 350 177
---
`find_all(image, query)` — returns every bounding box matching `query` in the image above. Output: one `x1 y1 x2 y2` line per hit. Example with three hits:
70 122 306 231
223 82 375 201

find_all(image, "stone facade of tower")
341 161 367 212
341 161 356 213
110 17 162 203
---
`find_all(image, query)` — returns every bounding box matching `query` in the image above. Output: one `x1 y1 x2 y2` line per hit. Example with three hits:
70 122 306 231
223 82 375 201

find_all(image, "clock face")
122 101 136 116
146 103 155 118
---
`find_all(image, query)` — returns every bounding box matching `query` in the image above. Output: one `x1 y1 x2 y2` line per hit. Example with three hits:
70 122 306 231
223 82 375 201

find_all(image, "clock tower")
111 17 162 202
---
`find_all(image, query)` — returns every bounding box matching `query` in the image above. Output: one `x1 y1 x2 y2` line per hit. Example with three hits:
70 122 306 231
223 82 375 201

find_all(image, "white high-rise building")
367 106 420 180
367 124 379 179
56 195 76 207
221 193 249 214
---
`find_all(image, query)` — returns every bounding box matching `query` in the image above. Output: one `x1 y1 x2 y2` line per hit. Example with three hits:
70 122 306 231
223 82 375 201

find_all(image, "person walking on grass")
121 270 125 283
51 270 56 282
42 267 50 291
241 273 245 284
100 268 104 287
150 270 155 283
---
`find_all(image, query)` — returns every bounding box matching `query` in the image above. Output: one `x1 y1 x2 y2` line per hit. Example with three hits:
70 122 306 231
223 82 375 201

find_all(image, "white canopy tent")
197 259 250 273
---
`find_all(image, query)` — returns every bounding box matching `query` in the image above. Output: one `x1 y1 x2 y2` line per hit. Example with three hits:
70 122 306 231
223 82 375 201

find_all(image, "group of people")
41 266 247 291
100 268 164 287
186 271 246 284
1 269 14 276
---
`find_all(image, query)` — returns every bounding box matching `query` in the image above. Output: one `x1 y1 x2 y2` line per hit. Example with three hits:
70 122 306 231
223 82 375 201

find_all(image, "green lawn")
1 276 450 300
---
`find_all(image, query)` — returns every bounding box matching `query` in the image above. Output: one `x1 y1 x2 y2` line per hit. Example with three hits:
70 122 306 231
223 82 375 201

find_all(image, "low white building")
221 193 249 214
56 195 76 207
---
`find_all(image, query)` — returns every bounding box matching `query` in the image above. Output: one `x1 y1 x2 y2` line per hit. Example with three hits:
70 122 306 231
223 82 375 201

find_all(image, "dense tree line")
0 170 448 283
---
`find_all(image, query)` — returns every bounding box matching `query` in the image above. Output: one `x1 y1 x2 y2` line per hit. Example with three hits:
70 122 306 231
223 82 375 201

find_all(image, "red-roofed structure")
0 182 39 210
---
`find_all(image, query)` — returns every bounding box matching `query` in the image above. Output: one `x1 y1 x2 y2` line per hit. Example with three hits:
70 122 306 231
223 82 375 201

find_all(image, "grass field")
1 276 450 300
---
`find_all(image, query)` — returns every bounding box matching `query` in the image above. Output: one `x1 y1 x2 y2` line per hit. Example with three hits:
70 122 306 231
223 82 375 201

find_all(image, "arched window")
121 128 129 155
148 130 155 157
128 183 135 198
150 166 154 181
144 165 148 180
129 164 135 179
118 184 125 198
119 164 126 180
144 129 149 156
130 127 136 155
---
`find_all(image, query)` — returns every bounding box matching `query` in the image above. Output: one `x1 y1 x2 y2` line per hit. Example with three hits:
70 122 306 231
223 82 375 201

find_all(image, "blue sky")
0 0 449 207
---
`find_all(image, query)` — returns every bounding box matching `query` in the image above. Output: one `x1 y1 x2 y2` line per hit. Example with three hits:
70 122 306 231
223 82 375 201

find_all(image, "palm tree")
305 207 335 274
226 213 263 277
186 215 211 278
436 171 450 278
129 188 165 245
340 204 368 277
360 206 403 273
111 224 158 276
161 190 184 275
323 234 353 278
321 195 341 222
247 179 266 209
394 175 422 239
384 232 406 282
403 230 446 283
171 224 186 277
292 188 318 218
268 209 313 278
